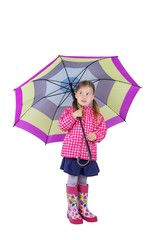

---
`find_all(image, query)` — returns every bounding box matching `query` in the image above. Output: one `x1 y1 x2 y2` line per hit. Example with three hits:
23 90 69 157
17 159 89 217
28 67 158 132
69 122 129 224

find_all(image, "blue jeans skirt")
60 157 100 177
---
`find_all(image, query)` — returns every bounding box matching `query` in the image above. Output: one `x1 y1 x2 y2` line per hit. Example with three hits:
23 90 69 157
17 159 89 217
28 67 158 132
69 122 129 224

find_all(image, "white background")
0 0 160 239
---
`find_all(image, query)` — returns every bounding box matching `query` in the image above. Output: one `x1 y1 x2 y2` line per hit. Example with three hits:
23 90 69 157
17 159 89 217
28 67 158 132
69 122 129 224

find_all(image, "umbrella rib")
72 76 135 88
33 78 69 91
14 87 71 126
91 78 139 86
46 91 70 98
94 95 126 122
59 56 78 99
59 56 71 84
45 91 72 144
28 78 72 99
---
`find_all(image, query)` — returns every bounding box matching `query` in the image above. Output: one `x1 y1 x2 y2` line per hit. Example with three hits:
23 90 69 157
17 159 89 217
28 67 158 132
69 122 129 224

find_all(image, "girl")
59 80 107 224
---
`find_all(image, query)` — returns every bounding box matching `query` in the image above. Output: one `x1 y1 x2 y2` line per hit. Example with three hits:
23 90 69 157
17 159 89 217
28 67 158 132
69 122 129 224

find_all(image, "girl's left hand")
87 132 96 141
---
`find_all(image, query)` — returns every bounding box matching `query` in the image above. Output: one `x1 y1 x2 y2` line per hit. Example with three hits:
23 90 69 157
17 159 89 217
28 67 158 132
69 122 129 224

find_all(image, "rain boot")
78 184 98 222
66 185 83 224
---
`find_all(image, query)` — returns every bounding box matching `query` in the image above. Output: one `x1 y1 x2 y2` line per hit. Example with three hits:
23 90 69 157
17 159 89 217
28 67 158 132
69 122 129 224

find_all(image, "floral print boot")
78 184 97 222
66 185 83 224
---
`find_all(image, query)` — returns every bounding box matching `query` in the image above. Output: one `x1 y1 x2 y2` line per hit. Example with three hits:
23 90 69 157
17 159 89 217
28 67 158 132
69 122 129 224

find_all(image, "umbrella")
14 55 141 147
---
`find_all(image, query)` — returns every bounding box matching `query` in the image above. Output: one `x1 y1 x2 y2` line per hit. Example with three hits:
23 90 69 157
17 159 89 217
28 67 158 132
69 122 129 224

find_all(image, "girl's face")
75 86 94 107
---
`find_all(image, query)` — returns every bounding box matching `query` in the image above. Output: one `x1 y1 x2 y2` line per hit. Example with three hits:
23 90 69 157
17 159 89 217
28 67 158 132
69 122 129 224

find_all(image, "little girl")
59 80 107 224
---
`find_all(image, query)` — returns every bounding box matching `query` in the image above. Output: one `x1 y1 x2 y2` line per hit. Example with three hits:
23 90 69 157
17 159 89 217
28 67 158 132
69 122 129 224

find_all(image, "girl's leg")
66 175 83 224
67 174 78 186
78 174 87 185
77 175 97 222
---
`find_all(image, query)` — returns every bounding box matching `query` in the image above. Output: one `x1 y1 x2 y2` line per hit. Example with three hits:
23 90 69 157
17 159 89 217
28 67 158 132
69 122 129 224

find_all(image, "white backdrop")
0 0 160 239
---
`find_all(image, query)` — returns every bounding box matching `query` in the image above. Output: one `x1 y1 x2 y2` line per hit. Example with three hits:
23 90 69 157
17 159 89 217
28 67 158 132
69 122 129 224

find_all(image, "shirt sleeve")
58 108 77 132
94 114 107 142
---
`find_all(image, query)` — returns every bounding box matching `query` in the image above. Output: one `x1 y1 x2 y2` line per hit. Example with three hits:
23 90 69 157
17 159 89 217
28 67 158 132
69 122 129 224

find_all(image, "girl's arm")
94 115 107 142
59 108 77 132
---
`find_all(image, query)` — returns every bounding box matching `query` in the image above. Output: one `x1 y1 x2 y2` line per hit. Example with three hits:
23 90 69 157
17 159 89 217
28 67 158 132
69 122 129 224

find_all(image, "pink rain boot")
66 185 83 224
78 184 97 222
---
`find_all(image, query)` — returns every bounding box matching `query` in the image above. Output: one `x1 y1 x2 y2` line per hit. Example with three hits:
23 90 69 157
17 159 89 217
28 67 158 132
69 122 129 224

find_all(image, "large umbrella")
14 55 141 147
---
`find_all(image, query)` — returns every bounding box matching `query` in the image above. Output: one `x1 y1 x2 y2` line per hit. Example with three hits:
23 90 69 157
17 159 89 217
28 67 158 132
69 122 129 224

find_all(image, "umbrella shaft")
69 82 92 162
79 117 92 161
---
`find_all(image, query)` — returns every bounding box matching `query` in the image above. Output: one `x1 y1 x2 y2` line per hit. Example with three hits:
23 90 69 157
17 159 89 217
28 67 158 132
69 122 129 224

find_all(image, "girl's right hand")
72 107 83 118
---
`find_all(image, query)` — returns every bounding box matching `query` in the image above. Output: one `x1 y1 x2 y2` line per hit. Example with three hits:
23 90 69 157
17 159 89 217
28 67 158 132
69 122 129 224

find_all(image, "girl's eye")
78 91 91 96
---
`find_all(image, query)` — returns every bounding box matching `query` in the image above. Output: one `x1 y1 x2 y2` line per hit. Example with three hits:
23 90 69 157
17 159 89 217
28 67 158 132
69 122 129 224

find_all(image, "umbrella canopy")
14 55 141 144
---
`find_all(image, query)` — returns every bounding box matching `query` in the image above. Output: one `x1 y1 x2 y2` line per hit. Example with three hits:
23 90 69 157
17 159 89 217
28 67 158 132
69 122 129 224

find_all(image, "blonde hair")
72 80 100 119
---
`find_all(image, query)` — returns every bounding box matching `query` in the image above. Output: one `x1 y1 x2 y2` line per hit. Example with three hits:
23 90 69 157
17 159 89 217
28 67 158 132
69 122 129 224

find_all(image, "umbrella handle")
77 157 90 167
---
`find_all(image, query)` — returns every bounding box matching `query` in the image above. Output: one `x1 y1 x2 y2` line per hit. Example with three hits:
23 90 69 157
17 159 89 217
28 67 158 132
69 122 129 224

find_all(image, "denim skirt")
60 157 100 177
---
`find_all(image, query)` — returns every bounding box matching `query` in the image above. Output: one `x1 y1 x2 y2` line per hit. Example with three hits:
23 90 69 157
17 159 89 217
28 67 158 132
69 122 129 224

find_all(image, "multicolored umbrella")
14 55 141 144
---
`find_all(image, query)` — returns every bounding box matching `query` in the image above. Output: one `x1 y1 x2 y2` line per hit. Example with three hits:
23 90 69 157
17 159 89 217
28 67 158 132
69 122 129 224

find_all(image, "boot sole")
67 214 83 224
81 215 98 222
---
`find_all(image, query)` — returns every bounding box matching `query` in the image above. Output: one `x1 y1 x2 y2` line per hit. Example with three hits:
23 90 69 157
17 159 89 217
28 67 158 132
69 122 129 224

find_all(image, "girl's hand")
72 107 83 118
87 132 97 141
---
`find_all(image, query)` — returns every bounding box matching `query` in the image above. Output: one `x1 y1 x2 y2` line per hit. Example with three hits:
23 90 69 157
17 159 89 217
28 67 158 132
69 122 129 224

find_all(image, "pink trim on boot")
66 185 78 194
78 184 88 193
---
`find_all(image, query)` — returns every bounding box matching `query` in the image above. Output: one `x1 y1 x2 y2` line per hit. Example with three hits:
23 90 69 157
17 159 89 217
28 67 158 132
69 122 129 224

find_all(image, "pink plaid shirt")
59 106 107 161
